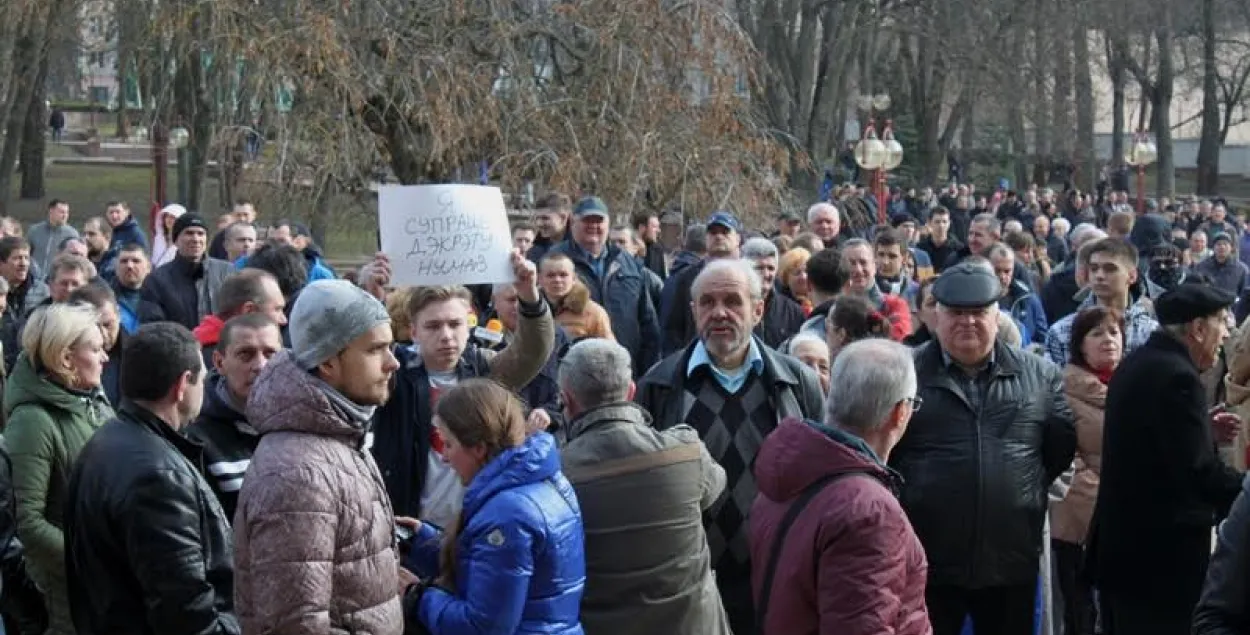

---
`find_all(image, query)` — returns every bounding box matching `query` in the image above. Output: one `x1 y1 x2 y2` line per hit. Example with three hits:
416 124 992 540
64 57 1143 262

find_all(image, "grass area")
3 163 380 261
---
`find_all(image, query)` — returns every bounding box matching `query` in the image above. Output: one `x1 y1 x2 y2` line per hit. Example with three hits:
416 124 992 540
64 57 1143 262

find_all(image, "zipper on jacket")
970 382 985 585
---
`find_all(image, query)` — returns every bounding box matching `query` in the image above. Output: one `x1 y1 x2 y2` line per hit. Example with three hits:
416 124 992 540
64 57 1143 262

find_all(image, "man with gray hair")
637 257 824 633
751 339 930 634
560 338 730 635
808 202 841 245
741 237 804 348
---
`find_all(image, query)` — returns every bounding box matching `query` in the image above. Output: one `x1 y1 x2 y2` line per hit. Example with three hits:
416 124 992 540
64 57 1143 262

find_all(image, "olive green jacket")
4 352 112 634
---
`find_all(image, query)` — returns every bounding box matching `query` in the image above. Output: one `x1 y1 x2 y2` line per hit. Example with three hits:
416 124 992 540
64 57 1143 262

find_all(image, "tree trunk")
0 17 43 211
18 58 49 200
1108 35 1127 170
1154 23 1175 197
1052 25 1073 158
1196 0 1221 194
1031 12 1051 186
1074 28 1096 191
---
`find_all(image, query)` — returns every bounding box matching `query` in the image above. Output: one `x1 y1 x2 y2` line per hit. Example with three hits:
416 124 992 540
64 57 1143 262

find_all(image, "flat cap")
931 261 1002 308
777 210 801 223
1155 282 1235 325
1213 232 1234 246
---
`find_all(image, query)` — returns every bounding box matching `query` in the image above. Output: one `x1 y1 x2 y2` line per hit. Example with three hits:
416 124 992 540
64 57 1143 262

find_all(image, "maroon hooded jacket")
750 417 932 635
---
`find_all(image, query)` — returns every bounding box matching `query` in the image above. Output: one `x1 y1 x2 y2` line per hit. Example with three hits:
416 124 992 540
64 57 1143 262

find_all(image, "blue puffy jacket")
999 279 1048 346
407 432 586 635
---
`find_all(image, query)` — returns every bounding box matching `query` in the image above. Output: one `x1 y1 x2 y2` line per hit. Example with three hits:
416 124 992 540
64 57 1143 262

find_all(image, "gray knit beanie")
289 280 390 370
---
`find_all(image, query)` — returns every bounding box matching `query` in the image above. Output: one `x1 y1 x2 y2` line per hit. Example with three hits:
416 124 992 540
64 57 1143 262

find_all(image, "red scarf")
1090 366 1115 385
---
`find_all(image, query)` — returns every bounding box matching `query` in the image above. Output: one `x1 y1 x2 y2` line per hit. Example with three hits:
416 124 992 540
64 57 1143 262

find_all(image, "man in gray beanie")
233 279 406 635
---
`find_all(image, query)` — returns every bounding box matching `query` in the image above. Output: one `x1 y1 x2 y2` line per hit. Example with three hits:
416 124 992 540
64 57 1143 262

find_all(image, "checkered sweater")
680 369 777 582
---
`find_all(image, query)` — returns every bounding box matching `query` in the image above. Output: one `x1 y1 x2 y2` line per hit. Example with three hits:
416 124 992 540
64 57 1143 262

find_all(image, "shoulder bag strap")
755 470 866 633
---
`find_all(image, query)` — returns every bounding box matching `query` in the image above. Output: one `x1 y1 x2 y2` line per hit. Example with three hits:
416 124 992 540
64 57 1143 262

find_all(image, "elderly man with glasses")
889 261 1076 635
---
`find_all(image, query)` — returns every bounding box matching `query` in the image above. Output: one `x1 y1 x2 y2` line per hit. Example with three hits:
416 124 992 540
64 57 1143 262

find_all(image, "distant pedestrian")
48 109 64 143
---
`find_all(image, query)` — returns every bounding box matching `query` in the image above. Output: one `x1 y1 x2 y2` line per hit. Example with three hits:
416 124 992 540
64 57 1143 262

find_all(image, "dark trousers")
717 569 756 635
1053 540 1096 635
928 583 1037 635
1100 590 1191 635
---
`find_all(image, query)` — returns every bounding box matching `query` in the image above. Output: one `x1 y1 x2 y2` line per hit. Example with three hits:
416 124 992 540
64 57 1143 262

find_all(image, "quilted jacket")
406 432 586 635
234 351 403 635
5 352 112 635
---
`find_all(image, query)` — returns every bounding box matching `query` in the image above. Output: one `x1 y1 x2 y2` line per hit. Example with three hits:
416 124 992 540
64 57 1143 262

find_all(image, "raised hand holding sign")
378 185 514 286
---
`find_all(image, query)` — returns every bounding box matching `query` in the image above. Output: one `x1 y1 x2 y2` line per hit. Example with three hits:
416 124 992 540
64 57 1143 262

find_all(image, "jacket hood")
245 350 370 441
462 431 562 519
3 352 106 418
557 279 591 314
755 416 893 502
200 372 246 424
114 215 141 233
193 314 226 346
1129 213 1172 253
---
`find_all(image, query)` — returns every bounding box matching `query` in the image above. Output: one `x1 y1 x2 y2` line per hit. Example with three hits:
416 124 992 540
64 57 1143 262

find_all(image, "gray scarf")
307 372 376 431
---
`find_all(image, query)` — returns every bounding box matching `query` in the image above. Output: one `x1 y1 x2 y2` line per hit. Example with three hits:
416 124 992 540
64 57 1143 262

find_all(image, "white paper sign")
378 184 513 286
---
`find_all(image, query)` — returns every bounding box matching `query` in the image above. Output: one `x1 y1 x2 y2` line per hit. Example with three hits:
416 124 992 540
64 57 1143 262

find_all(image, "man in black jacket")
889 262 1076 635
139 213 233 330
742 236 804 349
632 210 668 280
916 207 963 275
660 211 741 354
186 313 282 521
526 192 571 264
64 322 238 635
1089 283 1243 635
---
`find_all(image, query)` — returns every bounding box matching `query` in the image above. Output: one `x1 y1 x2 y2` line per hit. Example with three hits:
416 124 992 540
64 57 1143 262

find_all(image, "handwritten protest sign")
378 185 514 286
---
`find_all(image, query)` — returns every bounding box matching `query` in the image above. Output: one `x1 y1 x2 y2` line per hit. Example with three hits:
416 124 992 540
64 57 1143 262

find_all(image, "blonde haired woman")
778 247 813 315
5 303 113 634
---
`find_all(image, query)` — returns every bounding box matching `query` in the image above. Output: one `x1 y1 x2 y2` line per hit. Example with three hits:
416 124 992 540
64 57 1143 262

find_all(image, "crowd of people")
0 181 1242 635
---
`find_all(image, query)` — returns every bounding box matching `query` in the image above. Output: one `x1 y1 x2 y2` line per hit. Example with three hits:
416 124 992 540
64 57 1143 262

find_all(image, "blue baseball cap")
706 211 741 233
573 196 609 219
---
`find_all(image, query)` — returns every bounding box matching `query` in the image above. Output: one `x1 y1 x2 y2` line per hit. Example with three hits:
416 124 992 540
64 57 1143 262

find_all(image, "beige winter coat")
1224 319 1250 470
234 351 403 635
1050 365 1106 545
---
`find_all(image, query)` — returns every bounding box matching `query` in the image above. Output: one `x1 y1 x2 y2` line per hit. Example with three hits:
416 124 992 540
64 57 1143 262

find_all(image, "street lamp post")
170 126 190 207
1123 129 1158 215
854 93 902 224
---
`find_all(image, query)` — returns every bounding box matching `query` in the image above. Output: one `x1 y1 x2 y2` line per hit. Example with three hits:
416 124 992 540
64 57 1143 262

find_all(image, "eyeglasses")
902 396 924 412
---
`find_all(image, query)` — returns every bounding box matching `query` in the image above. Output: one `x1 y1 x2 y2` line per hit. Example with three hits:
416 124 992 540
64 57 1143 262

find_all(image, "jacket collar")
119 400 204 456
1145 330 1198 373
921 339 1020 380
565 402 651 442
654 335 800 389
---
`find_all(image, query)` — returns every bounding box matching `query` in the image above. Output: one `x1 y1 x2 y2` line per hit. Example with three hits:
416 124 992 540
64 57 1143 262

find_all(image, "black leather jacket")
1194 474 1250 635
64 402 240 635
889 341 1076 588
